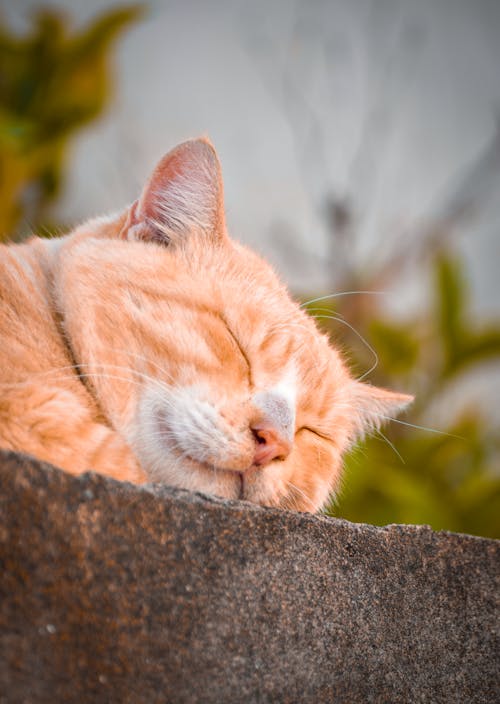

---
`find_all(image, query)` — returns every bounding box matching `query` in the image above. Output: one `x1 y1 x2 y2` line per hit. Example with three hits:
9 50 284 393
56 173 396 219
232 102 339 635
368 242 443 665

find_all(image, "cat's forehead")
63 223 347 393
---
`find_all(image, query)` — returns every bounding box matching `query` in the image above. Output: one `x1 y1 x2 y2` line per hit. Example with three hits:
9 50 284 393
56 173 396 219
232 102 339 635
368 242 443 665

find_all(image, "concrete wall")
0 450 498 703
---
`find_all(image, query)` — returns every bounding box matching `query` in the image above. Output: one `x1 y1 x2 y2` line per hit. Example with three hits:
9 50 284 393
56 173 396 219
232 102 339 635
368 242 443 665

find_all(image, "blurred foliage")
0 5 141 240
305 252 500 539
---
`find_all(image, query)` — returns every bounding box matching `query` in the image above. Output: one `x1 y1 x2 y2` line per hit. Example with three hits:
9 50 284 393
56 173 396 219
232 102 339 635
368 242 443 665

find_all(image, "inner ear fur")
122 137 226 246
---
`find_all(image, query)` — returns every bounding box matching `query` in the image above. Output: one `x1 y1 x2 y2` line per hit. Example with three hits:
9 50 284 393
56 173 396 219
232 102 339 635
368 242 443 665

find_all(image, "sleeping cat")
0 138 412 512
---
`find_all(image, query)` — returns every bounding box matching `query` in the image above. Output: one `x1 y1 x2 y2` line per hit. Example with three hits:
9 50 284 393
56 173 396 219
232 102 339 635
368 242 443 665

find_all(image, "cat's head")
58 138 412 512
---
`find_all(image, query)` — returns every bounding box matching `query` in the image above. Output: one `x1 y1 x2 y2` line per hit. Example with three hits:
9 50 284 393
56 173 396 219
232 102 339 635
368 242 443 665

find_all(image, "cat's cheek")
280 435 342 513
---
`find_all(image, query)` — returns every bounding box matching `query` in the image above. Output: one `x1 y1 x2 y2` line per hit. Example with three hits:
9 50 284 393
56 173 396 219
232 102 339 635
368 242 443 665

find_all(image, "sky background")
3 0 500 323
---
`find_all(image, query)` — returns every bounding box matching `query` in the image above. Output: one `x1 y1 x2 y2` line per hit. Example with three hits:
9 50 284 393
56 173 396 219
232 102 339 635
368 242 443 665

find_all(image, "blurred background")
1 0 499 537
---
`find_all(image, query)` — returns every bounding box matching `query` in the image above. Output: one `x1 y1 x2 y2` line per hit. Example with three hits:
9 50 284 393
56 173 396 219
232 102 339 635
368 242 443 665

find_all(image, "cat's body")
0 139 411 511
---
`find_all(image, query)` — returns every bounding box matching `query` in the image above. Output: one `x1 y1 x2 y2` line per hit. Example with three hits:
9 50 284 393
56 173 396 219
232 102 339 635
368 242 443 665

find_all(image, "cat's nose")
250 388 295 467
251 425 292 467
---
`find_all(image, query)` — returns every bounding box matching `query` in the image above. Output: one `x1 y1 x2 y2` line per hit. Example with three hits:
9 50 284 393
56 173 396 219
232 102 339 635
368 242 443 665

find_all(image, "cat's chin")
144 451 244 502
182 457 270 505
185 455 246 501
188 460 296 511
150 452 287 508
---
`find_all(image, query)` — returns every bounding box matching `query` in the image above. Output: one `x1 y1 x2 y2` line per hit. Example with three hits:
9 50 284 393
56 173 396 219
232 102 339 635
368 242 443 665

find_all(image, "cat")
0 138 412 512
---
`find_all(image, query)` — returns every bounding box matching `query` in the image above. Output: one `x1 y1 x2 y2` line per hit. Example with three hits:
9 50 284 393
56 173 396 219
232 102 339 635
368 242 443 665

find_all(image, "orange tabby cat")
0 138 412 511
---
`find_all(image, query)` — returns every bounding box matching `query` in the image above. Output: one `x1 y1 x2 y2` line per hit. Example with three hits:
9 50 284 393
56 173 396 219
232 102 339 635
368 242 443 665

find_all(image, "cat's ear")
122 138 225 246
350 381 414 440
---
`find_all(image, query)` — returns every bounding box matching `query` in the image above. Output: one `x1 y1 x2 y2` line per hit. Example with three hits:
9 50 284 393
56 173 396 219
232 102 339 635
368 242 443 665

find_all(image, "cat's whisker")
86 363 174 396
0 362 130 386
323 400 455 440
74 362 173 395
311 314 379 381
284 480 317 512
305 306 342 317
280 493 299 512
5 368 174 398
103 346 175 383
300 291 386 308
359 410 464 440
0 364 85 387
376 429 406 464
289 491 310 513
277 487 296 511
42 372 147 391
1 362 173 398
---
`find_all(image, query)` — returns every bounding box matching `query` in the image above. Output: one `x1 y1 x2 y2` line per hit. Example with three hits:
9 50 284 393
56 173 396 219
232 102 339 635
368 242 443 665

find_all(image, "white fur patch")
253 369 297 442
131 384 240 486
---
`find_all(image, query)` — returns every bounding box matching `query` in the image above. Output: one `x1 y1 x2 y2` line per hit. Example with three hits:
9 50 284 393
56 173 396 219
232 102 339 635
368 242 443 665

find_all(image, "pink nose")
252 426 292 467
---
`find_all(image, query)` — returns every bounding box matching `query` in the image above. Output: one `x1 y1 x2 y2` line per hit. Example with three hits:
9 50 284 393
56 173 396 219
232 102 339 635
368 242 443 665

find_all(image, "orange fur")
0 139 412 511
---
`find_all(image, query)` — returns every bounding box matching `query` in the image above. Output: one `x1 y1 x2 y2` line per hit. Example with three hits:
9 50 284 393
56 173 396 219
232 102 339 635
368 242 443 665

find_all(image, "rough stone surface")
0 450 498 704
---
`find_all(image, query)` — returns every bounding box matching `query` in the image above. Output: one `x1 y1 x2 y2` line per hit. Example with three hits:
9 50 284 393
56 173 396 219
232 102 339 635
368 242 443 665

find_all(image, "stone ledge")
0 449 498 704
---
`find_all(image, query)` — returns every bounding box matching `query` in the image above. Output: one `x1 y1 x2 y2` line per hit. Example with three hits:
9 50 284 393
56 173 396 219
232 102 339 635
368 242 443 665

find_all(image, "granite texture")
0 449 498 703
